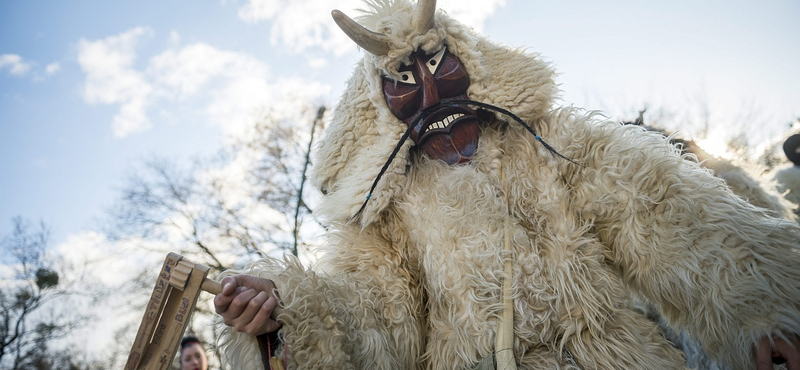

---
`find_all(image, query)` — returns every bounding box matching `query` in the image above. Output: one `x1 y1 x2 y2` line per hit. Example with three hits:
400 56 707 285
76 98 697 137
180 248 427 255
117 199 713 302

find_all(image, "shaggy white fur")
217 1 800 369
629 137 797 370
685 144 796 221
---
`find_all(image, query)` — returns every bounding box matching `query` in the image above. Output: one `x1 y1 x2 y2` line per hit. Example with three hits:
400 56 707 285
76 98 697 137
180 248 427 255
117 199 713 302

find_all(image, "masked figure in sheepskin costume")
213 1 800 369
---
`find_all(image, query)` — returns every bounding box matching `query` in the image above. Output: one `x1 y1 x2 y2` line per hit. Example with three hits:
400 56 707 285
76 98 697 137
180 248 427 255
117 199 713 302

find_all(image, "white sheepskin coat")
627 139 797 370
217 2 800 369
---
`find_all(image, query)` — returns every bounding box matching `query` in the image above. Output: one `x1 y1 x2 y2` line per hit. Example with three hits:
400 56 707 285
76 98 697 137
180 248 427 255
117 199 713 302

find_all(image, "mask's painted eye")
398 70 416 84
426 47 446 74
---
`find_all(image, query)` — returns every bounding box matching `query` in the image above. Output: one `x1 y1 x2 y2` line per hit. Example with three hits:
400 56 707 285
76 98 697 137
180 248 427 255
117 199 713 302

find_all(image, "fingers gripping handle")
170 257 283 317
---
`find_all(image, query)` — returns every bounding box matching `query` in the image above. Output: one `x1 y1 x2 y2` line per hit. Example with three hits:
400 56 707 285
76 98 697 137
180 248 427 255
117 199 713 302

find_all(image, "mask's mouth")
413 103 480 165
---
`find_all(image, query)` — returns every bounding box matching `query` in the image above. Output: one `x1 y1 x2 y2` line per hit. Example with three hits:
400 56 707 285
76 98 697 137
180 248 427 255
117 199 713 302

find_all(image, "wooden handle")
201 278 222 294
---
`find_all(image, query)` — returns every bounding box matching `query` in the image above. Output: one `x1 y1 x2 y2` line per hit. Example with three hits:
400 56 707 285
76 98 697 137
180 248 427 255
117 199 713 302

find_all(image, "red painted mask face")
383 47 480 165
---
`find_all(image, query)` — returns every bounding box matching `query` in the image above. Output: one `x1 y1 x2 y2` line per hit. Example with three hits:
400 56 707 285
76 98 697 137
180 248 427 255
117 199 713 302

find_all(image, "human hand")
214 275 282 336
755 334 800 370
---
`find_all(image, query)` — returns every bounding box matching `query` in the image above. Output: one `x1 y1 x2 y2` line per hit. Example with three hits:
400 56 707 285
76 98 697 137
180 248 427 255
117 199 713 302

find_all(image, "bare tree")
106 157 234 271
0 217 95 370
105 104 327 266
237 105 326 256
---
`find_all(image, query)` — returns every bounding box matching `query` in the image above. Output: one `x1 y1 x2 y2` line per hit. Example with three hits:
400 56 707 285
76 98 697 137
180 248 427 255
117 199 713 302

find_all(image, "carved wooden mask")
382 47 480 165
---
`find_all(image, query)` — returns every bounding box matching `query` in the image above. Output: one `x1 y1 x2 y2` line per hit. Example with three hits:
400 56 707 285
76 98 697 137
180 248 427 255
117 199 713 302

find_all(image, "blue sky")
2 0 799 249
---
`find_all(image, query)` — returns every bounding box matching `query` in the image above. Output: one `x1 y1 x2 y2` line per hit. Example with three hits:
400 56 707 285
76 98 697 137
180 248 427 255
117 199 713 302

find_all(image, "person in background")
179 336 208 370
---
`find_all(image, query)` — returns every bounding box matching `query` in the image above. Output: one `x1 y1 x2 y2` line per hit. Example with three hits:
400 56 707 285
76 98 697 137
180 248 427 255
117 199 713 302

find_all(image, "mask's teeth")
426 113 464 133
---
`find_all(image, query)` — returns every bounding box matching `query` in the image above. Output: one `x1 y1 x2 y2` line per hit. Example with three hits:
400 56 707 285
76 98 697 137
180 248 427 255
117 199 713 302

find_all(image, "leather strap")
257 331 283 370
256 334 272 369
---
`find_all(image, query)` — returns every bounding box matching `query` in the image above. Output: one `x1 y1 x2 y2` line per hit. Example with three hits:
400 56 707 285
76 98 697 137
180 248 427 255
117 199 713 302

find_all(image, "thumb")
219 276 239 295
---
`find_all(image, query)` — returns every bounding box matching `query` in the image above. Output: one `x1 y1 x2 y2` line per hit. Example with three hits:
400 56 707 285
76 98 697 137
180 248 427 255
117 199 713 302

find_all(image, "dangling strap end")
348 192 372 223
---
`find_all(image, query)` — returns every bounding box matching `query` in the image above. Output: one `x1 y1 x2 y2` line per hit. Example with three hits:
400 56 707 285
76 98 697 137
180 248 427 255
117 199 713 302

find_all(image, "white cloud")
273 0 361 55
230 0 506 54
0 54 33 76
0 261 15 282
237 0 282 21
438 0 506 32
45 62 61 75
78 27 155 137
307 56 327 68
147 42 312 140
78 27 331 141
149 43 270 98
0 55 62 80
236 0 360 55
55 231 167 287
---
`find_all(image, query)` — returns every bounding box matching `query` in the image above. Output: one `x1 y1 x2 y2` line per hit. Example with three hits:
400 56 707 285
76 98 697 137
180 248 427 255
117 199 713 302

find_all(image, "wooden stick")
495 159 517 370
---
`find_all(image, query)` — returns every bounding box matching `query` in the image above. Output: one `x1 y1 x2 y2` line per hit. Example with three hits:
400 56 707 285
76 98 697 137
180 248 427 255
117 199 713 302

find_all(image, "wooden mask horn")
331 0 436 56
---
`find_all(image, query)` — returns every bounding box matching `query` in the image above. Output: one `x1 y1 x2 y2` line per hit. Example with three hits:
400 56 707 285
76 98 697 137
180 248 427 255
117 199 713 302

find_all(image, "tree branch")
293 106 325 256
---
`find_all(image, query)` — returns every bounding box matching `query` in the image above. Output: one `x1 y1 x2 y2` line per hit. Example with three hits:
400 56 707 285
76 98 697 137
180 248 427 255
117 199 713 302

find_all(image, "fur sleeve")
558 114 800 370
217 222 425 370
